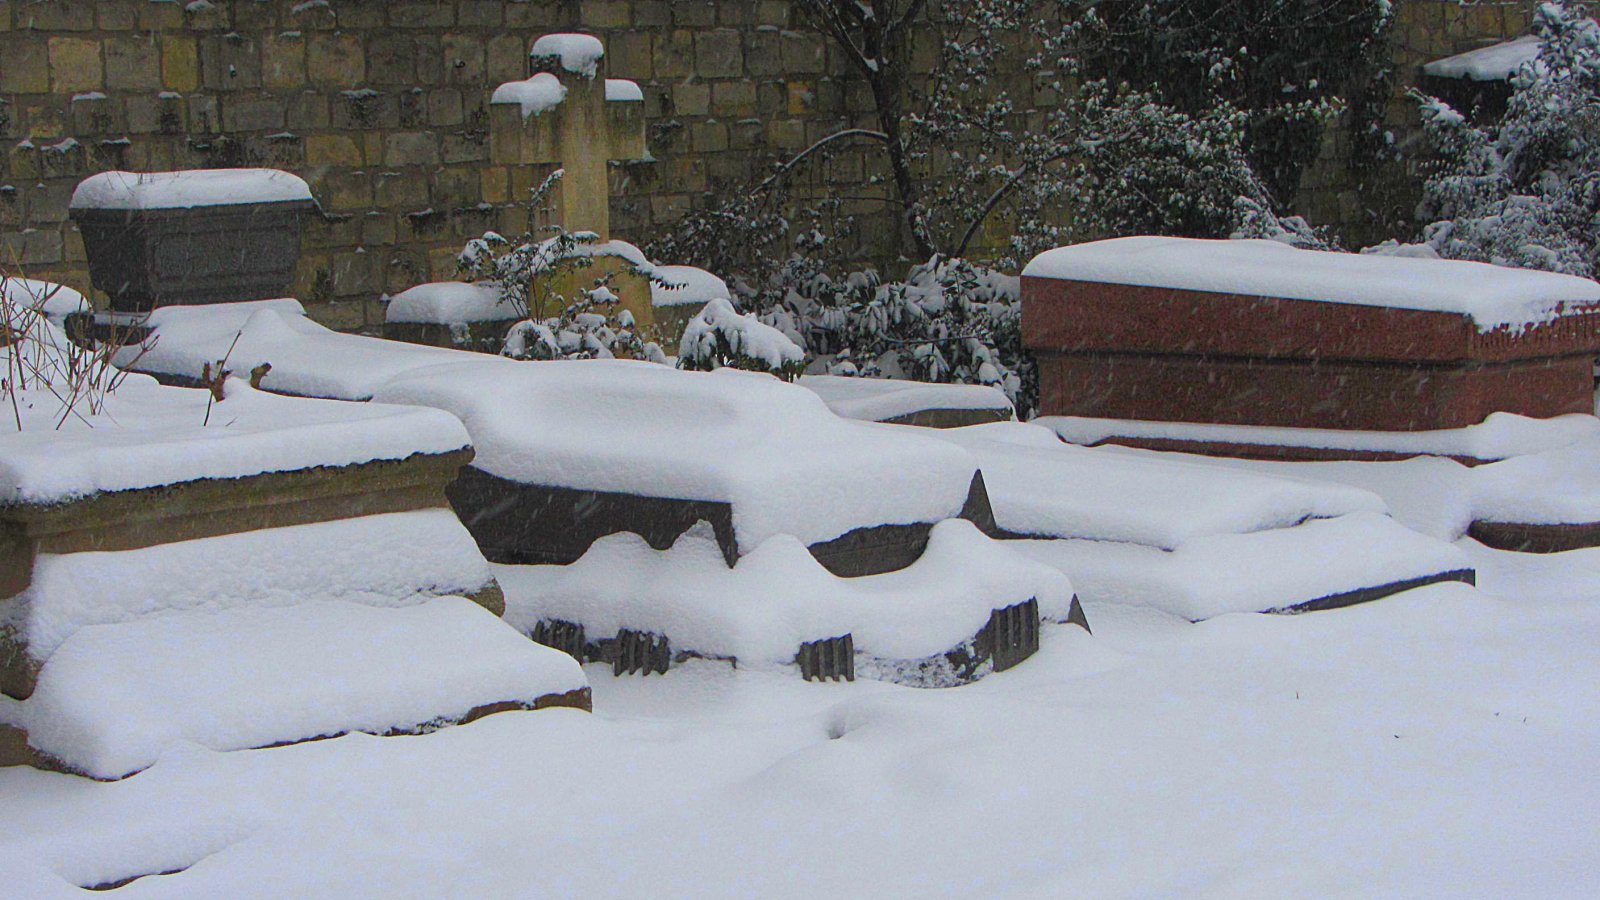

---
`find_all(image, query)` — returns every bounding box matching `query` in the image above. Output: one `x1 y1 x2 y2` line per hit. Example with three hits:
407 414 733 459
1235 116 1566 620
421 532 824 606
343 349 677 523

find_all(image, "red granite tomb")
1022 237 1600 446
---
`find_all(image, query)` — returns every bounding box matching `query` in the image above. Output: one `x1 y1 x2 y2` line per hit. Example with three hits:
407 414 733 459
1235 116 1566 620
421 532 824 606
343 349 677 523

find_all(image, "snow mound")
605 78 643 102
935 423 1384 548
1423 35 1541 81
385 281 518 325
490 72 567 118
1473 441 1600 525
498 518 1073 666
1014 511 1471 621
70 169 313 210
0 278 89 325
531 33 605 77
650 264 730 307
18 597 585 779
1023 236 1600 330
2 509 494 667
373 359 979 551
799 375 1013 423
0 375 469 504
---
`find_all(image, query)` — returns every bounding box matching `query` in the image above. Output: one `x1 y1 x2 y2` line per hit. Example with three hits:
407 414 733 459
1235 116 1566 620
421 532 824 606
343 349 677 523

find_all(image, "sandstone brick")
181 1 230 32
443 34 485 85
362 211 396 246
691 120 727 152
745 31 784 77
390 3 455 28
428 88 465 126
306 133 363 167
375 171 429 212
729 119 765 151
672 82 709 116
139 3 184 30
768 117 806 150
3 228 62 266
306 32 363 87
480 165 510 203
486 33 525 82
504 2 561 28
318 171 371 211
161 36 199 93
695 30 743 78
674 2 715 27
781 32 826 74
711 81 757 117
580 1 632 29
458 1 504 27
200 34 263 91
262 33 307 90
653 31 695 78
96 3 136 30
633 1 671 28
368 34 418 84
17 2 88 30
68 93 119 134
608 31 652 79
332 249 379 298
48 38 102 92
222 96 285 132
286 93 330 130
754 2 789 27
0 34 48 93
105 35 165 91
440 131 487 165
384 131 440 168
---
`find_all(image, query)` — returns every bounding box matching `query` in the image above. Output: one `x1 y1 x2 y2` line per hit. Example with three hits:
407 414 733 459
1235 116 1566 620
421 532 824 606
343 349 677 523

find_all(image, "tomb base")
1035 350 1596 433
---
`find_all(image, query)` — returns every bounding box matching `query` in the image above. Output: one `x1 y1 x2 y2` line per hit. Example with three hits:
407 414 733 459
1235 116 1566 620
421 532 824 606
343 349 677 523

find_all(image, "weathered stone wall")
1295 0 1536 247
0 0 1535 331
0 0 867 330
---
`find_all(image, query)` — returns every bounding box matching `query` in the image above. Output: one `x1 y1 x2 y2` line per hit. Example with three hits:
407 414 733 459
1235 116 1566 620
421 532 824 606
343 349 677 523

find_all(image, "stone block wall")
0 0 879 330
0 0 1534 331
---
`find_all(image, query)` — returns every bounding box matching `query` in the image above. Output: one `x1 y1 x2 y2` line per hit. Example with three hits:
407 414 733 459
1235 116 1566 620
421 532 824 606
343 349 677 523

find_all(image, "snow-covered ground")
3 541 1597 896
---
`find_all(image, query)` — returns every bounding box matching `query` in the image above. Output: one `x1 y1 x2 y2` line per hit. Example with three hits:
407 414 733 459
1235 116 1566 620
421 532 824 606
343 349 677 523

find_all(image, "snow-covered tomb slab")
0 374 489 700
8 597 587 780
121 302 996 577
375 360 992 575
1022 237 1600 439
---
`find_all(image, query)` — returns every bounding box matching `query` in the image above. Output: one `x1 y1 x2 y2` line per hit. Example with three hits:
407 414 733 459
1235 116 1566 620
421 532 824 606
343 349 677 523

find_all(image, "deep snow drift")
3 552 1596 895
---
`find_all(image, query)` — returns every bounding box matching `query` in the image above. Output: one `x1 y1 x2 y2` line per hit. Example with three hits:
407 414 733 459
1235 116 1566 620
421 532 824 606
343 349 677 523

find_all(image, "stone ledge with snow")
4 597 587 780
929 423 1476 619
1044 414 1600 554
799 375 1013 428
496 519 1081 687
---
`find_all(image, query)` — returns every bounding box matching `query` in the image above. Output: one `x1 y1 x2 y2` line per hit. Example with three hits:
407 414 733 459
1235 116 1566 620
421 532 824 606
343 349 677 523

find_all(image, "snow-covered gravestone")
490 35 654 329
68 169 315 314
1021 237 1600 460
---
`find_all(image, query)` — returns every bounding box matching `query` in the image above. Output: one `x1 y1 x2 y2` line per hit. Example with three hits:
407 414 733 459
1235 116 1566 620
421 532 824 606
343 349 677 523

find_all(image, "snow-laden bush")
458 170 665 362
744 255 1037 416
677 297 806 380
1414 1 1600 277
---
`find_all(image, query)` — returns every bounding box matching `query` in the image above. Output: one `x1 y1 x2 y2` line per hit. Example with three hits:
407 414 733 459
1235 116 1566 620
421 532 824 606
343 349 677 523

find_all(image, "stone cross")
488 34 648 241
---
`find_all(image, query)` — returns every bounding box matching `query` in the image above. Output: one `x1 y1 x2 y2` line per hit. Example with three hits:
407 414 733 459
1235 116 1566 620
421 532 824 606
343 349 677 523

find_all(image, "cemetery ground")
3 551 1599 895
